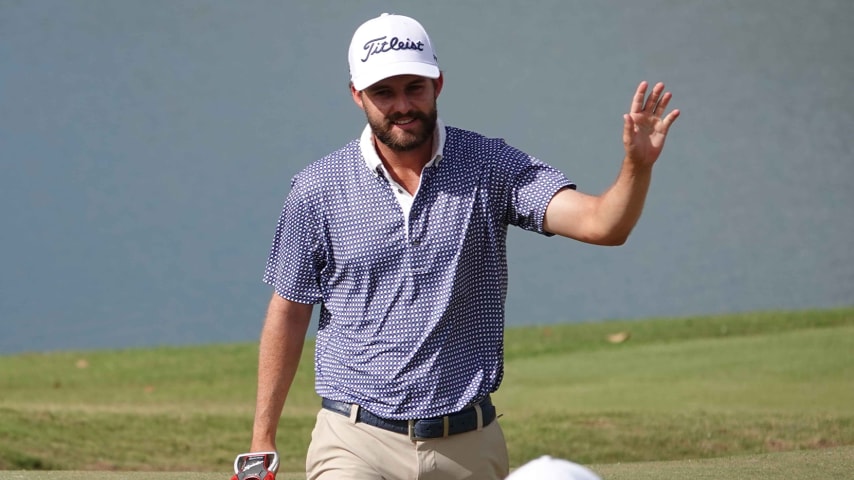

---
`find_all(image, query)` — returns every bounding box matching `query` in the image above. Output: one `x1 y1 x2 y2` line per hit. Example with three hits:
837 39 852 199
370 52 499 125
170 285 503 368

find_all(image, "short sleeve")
499 144 576 234
262 176 326 304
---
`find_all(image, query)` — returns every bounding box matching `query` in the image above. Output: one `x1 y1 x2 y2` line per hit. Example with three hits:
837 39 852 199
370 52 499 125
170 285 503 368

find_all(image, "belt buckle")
408 416 451 441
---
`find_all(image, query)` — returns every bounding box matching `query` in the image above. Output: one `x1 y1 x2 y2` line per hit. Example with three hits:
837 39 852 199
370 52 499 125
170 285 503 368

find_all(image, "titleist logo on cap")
360 36 426 62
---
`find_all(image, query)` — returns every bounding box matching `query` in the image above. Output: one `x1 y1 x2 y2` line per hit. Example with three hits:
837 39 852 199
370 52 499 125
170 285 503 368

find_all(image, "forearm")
544 158 653 245
250 293 312 452
590 158 653 245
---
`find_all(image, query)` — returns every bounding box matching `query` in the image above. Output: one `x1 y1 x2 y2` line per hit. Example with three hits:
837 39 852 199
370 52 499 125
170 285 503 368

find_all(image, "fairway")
4 446 854 479
2 308 853 478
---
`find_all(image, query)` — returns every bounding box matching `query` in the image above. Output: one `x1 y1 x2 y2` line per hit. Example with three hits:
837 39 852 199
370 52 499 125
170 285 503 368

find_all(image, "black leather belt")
321 395 496 440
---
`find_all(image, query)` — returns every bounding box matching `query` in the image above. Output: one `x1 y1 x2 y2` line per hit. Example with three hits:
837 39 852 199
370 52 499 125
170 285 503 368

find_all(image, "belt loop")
443 416 450 438
408 420 417 442
474 404 484 431
348 403 359 425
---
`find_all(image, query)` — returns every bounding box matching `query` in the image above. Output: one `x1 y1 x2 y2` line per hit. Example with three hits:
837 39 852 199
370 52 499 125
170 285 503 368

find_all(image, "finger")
662 109 681 131
622 113 635 144
645 82 665 114
653 91 672 116
630 81 648 114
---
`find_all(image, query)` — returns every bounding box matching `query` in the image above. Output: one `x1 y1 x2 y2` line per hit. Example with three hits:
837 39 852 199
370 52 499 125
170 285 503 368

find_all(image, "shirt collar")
361 118 446 176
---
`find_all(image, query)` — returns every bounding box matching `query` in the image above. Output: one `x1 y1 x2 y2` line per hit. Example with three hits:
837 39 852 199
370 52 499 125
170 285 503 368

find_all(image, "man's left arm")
543 81 680 245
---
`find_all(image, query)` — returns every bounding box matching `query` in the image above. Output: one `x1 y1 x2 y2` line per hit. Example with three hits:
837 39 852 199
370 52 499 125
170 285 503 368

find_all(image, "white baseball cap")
348 13 440 90
505 456 603 480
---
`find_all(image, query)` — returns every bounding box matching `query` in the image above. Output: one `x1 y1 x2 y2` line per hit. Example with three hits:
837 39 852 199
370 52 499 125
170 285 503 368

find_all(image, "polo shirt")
263 123 575 419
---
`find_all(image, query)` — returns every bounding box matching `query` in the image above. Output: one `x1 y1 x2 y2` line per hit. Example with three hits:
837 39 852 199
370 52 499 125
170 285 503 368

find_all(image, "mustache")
387 110 430 124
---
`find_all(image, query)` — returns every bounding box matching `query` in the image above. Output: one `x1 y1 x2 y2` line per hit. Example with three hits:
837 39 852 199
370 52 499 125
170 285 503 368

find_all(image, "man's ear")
350 82 365 110
433 73 444 99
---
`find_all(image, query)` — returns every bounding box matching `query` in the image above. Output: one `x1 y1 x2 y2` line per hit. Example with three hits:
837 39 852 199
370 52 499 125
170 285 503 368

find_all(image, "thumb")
622 114 634 146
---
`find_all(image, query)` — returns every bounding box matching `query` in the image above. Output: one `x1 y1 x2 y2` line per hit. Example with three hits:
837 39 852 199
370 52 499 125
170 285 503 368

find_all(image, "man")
237 12 679 480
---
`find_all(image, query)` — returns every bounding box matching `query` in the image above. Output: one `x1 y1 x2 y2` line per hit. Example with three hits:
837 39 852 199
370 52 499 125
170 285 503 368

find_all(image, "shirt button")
412 240 421 246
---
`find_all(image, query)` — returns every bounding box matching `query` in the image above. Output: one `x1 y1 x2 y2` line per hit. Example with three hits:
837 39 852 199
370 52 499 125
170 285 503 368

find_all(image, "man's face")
354 74 441 152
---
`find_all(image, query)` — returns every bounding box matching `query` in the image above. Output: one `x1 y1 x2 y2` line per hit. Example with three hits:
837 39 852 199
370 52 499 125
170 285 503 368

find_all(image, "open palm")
623 81 680 168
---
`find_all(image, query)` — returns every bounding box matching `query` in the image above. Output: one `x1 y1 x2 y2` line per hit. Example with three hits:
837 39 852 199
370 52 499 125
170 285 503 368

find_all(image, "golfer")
240 12 679 480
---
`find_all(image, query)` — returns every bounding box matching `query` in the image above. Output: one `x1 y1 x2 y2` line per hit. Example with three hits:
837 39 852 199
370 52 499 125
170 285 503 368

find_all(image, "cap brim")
352 62 440 91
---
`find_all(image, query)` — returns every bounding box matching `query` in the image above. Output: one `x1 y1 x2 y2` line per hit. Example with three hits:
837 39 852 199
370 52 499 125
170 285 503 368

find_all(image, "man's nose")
391 93 413 114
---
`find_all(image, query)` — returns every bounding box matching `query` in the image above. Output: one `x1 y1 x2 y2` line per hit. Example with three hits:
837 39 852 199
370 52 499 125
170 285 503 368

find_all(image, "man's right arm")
250 292 314 452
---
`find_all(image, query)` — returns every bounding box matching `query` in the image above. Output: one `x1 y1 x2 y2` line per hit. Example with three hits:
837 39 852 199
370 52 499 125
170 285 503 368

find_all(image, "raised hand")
622 81 680 168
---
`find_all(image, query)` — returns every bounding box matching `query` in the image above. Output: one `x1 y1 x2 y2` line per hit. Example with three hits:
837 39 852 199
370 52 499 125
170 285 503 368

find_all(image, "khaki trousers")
306 407 509 480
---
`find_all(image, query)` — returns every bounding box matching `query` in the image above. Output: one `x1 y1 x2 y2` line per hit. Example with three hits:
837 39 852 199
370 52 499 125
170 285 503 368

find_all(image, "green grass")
498 311 854 465
595 445 854 479
1 307 853 478
6 447 854 479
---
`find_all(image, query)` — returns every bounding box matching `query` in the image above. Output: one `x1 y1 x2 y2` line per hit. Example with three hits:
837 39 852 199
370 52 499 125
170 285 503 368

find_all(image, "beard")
367 104 438 152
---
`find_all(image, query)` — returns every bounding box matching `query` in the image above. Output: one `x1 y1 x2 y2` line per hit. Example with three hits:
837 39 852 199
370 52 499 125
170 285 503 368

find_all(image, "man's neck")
373 134 435 195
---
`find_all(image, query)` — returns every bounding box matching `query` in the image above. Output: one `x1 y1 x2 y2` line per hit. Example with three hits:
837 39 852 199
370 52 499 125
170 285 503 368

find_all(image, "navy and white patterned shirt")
263 122 575 419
